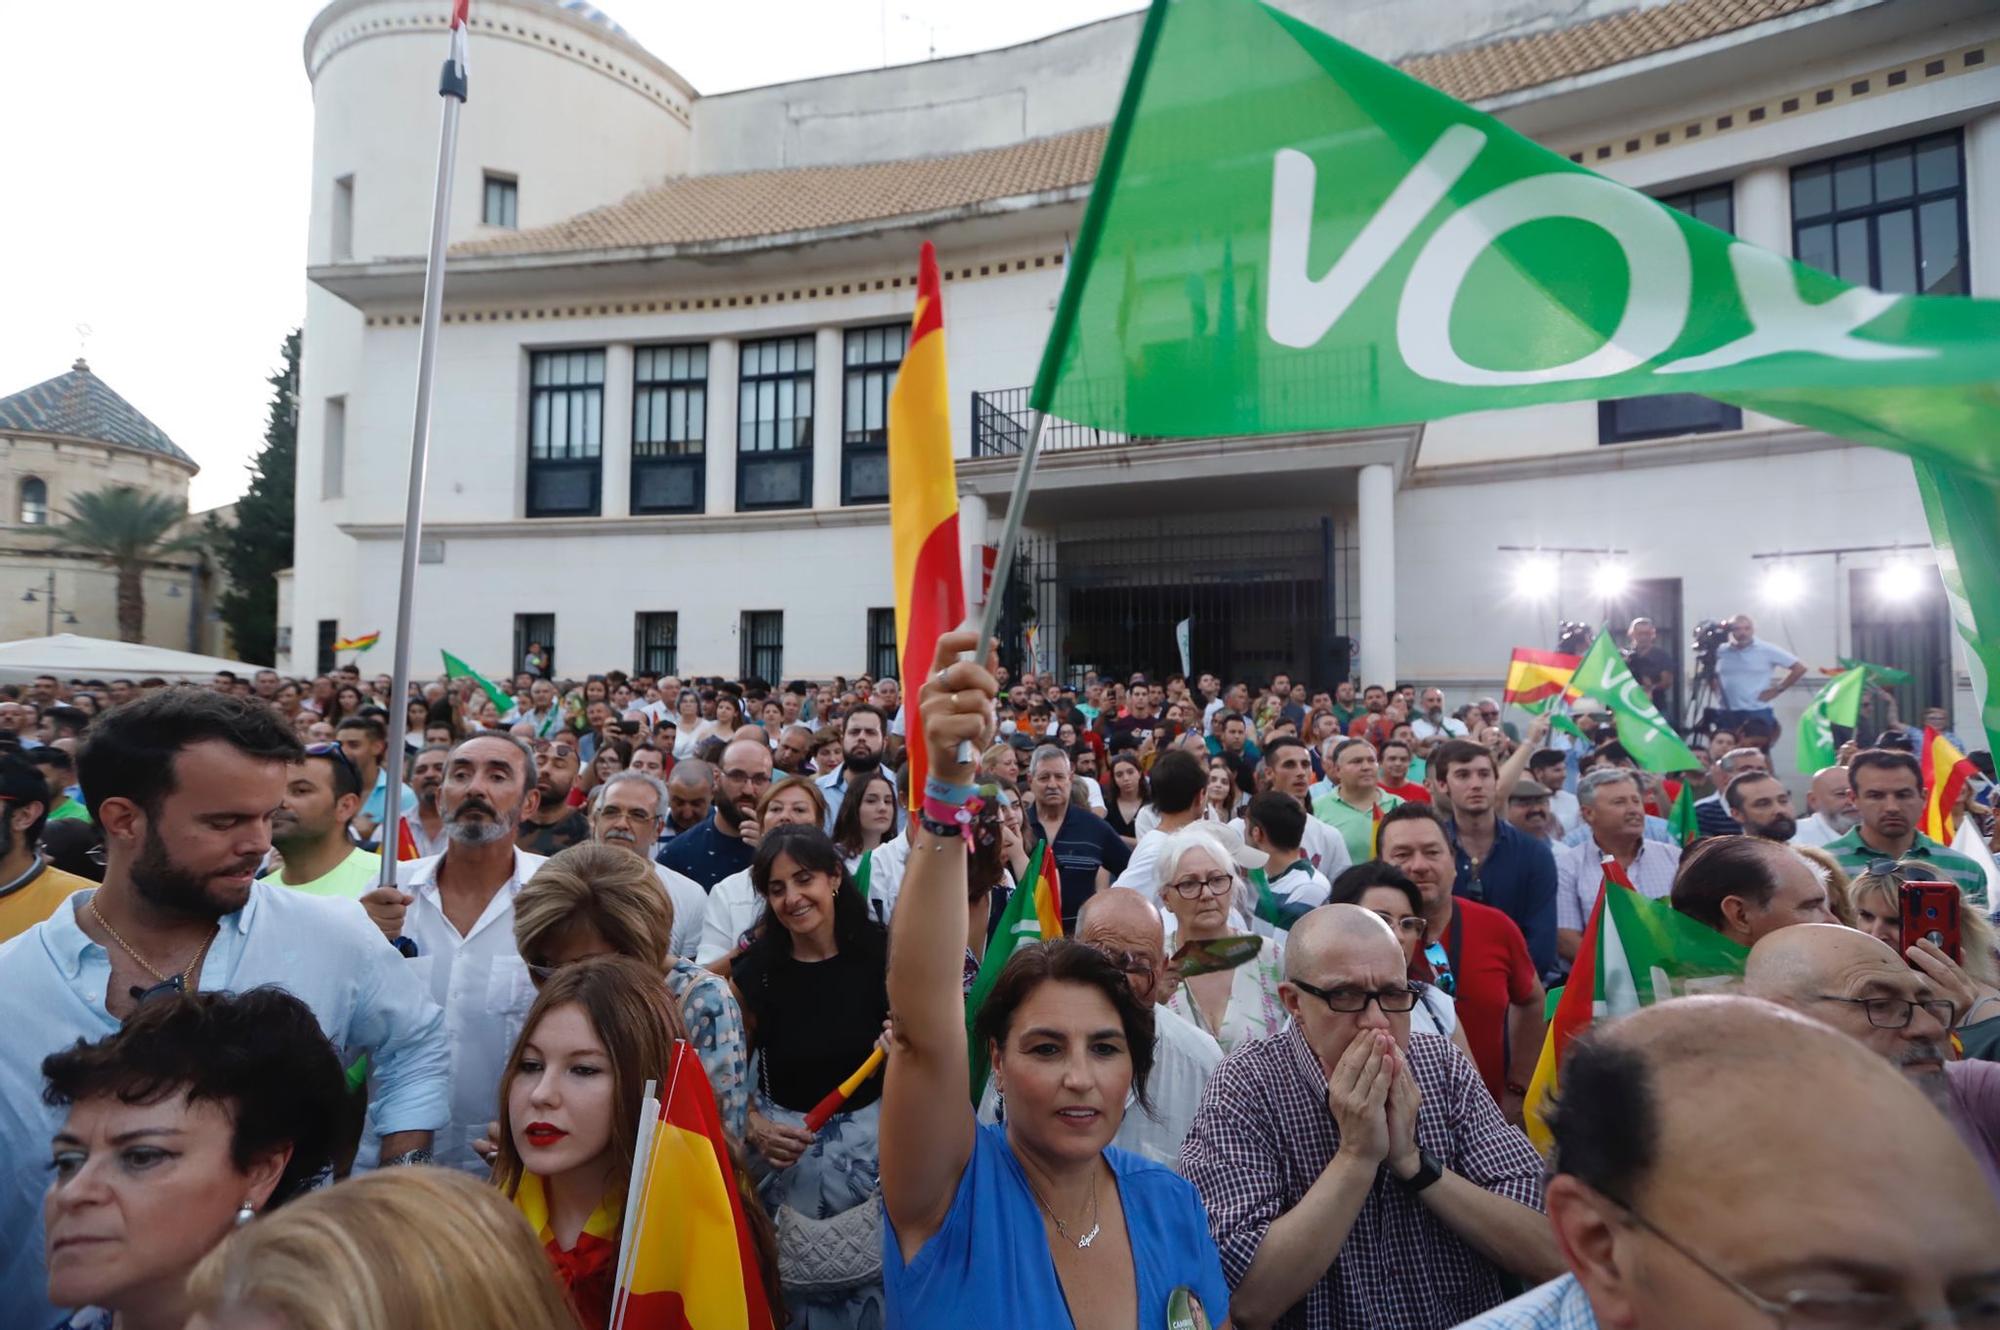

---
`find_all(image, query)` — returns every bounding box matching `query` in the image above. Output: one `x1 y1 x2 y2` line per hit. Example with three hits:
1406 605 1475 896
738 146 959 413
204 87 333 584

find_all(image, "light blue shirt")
360 769 418 829
1563 814 1675 848
1714 637 1800 711
816 765 904 836
0 884 450 1328
1452 1273 1597 1329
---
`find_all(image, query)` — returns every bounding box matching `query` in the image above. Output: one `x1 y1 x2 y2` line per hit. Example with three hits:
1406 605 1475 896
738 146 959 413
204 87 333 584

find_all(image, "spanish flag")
613 1043 775 1330
1921 726 1978 844
1503 647 1580 712
888 241 967 812
332 630 380 653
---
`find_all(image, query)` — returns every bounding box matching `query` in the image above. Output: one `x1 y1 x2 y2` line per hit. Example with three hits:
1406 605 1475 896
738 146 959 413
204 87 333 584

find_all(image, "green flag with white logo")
1568 632 1702 774
1796 666 1868 774
1030 0 2000 755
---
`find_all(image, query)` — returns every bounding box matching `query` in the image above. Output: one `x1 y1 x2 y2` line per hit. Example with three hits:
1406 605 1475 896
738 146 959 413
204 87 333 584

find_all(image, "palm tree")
52 486 201 643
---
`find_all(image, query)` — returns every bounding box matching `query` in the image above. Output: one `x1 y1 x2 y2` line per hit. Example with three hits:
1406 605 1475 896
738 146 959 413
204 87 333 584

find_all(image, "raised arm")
881 630 998 1259
1494 712 1548 795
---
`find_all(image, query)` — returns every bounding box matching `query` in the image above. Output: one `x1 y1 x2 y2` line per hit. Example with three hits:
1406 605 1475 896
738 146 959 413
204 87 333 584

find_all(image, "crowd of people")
0 612 1996 1329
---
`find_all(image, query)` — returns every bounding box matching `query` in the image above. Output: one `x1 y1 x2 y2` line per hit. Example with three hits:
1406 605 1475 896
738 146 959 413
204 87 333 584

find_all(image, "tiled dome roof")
0 359 194 467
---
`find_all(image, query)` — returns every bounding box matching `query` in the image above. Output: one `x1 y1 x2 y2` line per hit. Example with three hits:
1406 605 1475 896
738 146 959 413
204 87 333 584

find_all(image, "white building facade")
290 0 1999 741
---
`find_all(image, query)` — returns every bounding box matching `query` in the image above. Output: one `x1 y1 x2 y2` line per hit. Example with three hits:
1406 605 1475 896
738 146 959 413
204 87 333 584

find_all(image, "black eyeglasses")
1166 872 1236 899
1865 858 1941 882
1813 994 1957 1030
305 741 362 786
1289 979 1420 1014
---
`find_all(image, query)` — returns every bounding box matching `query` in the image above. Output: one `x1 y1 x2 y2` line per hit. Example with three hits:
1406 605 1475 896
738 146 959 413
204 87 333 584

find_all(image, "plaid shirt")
1179 1025 1546 1330
1451 1274 1597 1329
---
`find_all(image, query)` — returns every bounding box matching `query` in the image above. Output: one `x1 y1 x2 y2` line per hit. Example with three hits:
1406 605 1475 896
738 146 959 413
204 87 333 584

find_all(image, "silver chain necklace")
1025 1163 1101 1250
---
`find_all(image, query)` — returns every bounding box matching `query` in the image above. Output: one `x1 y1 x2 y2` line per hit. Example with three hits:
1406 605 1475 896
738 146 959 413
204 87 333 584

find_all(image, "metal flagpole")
375 4 471 893
956 409 1049 761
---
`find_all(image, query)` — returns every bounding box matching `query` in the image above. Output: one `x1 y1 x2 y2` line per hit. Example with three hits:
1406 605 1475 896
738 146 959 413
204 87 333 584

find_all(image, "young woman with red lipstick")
880 633 1232 1329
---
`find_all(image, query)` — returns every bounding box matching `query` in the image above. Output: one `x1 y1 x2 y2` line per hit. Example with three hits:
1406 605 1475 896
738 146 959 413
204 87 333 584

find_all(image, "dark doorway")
514 613 555 678
1849 565 1951 740
1604 577 1685 728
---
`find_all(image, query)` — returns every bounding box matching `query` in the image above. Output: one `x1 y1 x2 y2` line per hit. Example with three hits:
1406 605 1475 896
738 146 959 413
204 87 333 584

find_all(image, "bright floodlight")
1592 563 1631 599
1761 564 1804 606
1513 555 1559 600
1875 558 1928 601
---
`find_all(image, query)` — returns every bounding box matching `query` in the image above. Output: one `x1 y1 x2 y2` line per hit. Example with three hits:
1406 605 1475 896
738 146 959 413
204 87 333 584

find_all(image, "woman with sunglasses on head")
1327 859 1476 1063
1849 858 2000 1060
1157 824 1287 1055
41 988 346 1330
882 631 1231 1330
732 824 891 1330
697 776 829 968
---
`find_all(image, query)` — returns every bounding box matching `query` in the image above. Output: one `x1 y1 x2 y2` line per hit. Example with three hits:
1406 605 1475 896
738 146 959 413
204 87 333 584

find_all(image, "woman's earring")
234 1202 256 1227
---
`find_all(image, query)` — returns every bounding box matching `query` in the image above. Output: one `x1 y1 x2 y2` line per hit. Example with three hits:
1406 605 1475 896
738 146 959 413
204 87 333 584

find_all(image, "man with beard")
815 703 894 832
1725 771 1800 843
0 755 94 942
1790 763 1859 849
591 769 706 959
516 735 590 855
406 744 450 858
0 689 448 1328
659 737 770 889
1747 924 2000 1189
362 733 546 1173
266 743 379 899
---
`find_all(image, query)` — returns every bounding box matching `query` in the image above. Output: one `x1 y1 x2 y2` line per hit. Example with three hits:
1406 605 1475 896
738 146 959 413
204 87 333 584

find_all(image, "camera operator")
1621 617 1675 720
1708 614 1806 749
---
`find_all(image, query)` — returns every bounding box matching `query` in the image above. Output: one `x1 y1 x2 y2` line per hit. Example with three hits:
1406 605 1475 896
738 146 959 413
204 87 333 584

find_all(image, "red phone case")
1900 883 1962 965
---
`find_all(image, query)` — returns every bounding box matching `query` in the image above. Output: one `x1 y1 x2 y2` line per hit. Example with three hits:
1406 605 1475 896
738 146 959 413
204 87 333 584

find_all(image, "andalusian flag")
613 1043 776 1329
1666 781 1698 848
332 631 380 653
442 649 512 716
888 241 966 813
1921 726 1978 844
1796 666 1867 773
1024 0 2000 760
1568 632 1702 773
1524 857 1747 1152
966 840 1063 1102
1503 647 1579 714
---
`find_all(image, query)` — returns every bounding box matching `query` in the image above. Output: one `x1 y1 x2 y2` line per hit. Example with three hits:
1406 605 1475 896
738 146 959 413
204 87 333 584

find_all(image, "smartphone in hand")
1900 882 1962 965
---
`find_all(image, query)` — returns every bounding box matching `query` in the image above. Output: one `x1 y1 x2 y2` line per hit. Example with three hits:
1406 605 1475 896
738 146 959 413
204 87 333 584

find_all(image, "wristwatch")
383 1148 435 1168
1399 1148 1444 1193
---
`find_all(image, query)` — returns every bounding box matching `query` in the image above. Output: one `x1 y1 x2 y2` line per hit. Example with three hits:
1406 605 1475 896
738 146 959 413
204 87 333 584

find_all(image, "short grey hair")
1030 744 1071 772
1716 746 1766 776
1577 767 1639 808
666 758 714 792
600 769 668 815
452 731 536 780
1153 824 1252 921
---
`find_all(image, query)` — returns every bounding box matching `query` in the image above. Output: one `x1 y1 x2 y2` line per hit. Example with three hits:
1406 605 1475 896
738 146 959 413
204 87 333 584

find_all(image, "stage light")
1592 563 1630 600
1875 558 1928 601
1512 555 1559 600
1761 564 1804 606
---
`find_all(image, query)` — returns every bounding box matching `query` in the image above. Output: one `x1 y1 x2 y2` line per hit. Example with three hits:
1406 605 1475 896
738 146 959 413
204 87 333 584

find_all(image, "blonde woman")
1847 859 2000 1060
184 1168 574 1330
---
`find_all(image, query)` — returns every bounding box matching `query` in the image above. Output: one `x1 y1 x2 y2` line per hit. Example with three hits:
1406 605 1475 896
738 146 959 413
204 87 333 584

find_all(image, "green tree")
208 329 298 663
52 487 201 643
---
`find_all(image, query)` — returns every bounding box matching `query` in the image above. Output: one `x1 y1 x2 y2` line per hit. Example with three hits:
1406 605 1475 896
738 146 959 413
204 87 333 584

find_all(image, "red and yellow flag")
394 817 421 862
888 241 967 811
1503 647 1580 710
615 1043 775 1330
1921 726 1977 843
1523 855 1630 1153
331 630 380 653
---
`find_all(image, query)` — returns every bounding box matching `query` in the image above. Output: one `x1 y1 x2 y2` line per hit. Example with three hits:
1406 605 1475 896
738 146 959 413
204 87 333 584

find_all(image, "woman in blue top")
880 631 1231 1330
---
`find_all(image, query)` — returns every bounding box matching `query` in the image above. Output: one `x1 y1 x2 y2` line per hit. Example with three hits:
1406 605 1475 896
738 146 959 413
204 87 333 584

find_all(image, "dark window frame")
1791 130 1967 297
741 610 783 683
842 323 908 505
634 612 678 676
17 475 47 525
631 343 708 515
482 173 518 229
1600 183 1742 445
867 607 899 680
736 336 815 512
526 348 606 518
515 613 556 677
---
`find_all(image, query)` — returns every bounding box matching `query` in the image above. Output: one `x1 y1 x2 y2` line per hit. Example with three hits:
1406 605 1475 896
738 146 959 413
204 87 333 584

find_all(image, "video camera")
1556 620 1594 657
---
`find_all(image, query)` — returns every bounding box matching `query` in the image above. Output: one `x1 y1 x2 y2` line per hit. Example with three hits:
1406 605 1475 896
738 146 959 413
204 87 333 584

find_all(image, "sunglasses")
305 741 362 785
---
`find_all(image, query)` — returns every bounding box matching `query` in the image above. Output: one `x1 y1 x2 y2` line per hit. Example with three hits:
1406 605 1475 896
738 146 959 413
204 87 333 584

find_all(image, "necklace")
88 898 215 995
1024 1161 1101 1250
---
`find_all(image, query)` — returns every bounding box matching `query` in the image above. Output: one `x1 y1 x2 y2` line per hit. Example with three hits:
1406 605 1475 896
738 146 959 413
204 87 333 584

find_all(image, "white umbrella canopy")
0 634 271 685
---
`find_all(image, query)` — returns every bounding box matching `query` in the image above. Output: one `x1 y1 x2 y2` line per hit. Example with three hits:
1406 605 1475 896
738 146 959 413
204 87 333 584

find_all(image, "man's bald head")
1744 922 1898 1002
1076 886 1165 951
1283 902 1402 982
667 759 713 794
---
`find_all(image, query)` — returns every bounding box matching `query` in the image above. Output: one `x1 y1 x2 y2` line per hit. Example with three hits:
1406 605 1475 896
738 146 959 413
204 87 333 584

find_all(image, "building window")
634 612 678 676
482 173 518 228
632 344 706 514
331 175 354 261
515 613 556 677
322 397 346 500
741 611 783 683
1793 130 1965 295
316 619 339 675
18 476 48 525
842 323 907 505
1600 184 1743 444
527 349 605 517
867 607 899 680
737 336 814 511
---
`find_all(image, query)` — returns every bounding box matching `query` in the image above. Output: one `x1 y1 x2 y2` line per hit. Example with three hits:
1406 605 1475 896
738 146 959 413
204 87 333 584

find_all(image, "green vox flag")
1032 0 2000 757
442 650 513 716
1796 666 1868 773
1666 781 1698 849
1569 632 1701 773
1837 657 1912 688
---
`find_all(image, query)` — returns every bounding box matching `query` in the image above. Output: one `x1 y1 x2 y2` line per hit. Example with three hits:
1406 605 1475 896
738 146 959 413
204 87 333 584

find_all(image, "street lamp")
21 572 79 634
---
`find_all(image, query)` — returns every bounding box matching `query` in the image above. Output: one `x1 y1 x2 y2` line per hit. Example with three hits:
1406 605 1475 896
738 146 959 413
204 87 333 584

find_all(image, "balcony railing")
971 387 1141 457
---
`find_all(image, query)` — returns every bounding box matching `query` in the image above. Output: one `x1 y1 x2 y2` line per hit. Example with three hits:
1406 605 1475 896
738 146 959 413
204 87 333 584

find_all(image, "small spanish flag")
331 631 380 653
395 817 422 862
1503 646 1580 713
1921 726 1978 844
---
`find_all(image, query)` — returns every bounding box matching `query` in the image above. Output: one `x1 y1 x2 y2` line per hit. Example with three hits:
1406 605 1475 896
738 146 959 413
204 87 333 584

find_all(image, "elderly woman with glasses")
1157 823 1287 1053
1328 858 1477 1063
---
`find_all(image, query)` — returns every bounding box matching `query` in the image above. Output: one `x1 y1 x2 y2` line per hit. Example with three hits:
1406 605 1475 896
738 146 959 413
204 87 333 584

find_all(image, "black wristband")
1400 1148 1444 1193
917 813 962 840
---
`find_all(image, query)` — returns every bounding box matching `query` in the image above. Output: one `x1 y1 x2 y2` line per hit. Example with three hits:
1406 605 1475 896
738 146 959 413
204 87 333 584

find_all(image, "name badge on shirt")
1166 1287 1213 1330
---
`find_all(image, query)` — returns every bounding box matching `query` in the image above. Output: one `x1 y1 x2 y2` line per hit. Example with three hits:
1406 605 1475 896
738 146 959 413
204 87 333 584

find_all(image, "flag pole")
955 409 1048 761
376 5 470 893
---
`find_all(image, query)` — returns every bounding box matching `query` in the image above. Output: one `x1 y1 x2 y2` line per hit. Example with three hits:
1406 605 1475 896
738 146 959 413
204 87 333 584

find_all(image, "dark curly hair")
41 987 347 1208
973 939 1157 1117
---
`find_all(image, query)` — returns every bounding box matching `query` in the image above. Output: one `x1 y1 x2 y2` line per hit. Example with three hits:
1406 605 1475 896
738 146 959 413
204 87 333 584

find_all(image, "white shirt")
1789 811 1847 849
392 847 548 1173
1079 777 1107 813
855 838 909 927
1555 837 1681 934
698 867 762 965
1548 789 1581 836
1250 859 1333 941
655 863 707 960
1410 714 1470 741
1232 813 1353 882
1412 983 1460 1038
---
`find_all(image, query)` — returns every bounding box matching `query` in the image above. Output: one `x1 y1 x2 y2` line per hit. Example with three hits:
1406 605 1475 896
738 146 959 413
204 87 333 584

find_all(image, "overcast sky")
0 0 1139 511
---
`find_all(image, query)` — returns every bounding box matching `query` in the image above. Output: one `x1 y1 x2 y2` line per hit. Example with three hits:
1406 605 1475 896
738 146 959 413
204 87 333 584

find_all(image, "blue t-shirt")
885 1122 1228 1330
1714 637 1800 711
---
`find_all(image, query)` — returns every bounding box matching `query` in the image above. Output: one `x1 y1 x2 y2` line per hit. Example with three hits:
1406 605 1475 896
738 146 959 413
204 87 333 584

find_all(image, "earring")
234 1202 256 1227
